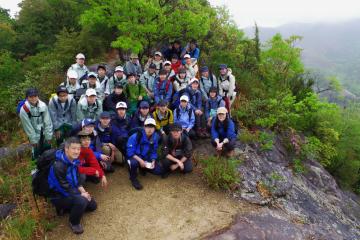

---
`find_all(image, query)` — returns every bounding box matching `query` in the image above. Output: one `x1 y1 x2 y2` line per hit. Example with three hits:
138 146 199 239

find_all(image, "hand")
139 159 146 168
95 170 99 178
101 154 110 161
207 118 212 127
81 192 91 201
107 143 116 151
178 161 184 171
151 160 155 169
138 96 143 101
100 161 107 169
101 176 108 188
55 130 61 139
216 142 223 151
195 109 203 115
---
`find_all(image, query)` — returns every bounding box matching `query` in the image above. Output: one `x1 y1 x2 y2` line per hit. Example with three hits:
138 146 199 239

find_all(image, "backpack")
17 100 44 119
176 107 193 121
32 148 57 198
16 99 26 115
157 79 171 93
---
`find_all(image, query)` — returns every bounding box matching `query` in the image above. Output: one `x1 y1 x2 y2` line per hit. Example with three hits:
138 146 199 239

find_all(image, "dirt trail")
47 162 251 239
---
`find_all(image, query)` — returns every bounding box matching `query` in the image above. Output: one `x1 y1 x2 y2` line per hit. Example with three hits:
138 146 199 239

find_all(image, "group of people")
18 40 238 234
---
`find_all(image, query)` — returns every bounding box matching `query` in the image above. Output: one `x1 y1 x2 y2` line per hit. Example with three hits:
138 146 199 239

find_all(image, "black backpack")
32 148 57 198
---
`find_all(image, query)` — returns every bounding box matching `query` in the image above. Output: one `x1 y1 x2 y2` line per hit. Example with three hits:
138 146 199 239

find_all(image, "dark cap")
219 64 228 69
209 86 218 93
56 86 68 95
100 111 111 119
81 118 95 127
158 99 168 106
78 130 91 137
200 66 209 72
97 65 106 71
139 101 150 109
149 63 156 69
159 69 167 75
170 123 182 132
26 88 39 98
114 82 123 89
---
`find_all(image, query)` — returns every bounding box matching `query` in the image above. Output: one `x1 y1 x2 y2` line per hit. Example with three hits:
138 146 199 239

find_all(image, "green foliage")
200 156 241 190
5 216 37 240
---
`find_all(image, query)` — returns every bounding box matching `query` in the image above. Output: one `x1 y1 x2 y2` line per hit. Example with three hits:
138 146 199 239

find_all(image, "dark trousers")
183 129 196 140
211 138 236 152
51 195 97 225
162 156 193 173
116 137 128 156
127 157 163 180
195 113 206 130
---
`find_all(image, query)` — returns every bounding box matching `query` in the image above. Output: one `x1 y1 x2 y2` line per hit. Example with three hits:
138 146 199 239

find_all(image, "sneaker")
69 223 84 234
131 179 143 190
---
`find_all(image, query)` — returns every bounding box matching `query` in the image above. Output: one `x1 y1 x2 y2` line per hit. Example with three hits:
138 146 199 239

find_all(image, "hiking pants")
162 156 193 173
127 157 163 180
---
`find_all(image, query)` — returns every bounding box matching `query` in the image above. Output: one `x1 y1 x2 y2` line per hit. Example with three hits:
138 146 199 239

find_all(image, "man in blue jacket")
48 137 97 234
111 101 131 156
173 95 196 139
126 118 162 190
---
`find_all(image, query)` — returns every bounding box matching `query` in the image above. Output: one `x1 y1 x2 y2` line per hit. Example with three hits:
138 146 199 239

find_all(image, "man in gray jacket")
124 53 142 77
68 53 89 86
76 89 103 122
19 88 53 160
49 86 77 146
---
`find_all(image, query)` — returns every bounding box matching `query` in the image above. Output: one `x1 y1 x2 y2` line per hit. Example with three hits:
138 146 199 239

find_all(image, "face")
76 58 85 66
159 105 167 113
117 108 126 118
174 43 180 49
164 65 171 71
27 96 39 106
65 143 81 161
83 125 94 134
201 71 209 78
220 68 227 75
217 113 226 122
209 91 217 98
97 68 106 77
115 71 123 78
80 136 91 148
191 82 199 90
154 55 161 61
185 58 191 65
128 76 136 84
159 74 166 81
171 58 178 64
57 92 68 103
114 87 123 94
180 100 188 108
69 78 77 85
170 130 181 140
87 95 96 105
140 107 149 116
190 43 196 50
148 68 156 74
179 73 186 79
144 125 155 136
100 118 111 127
88 77 97 85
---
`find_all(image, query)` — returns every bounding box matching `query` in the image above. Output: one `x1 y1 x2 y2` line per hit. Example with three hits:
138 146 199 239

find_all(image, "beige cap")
217 107 228 114
130 53 138 59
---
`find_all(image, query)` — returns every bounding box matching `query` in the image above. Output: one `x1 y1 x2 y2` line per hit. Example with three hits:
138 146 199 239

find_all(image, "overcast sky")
1 0 360 28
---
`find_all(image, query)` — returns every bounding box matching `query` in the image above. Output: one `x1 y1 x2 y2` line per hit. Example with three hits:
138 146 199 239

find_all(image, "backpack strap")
22 104 32 118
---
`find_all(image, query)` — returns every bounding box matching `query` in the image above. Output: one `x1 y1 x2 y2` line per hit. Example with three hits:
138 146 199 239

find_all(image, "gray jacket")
48 95 77 130
124 61 142 76
76 97 103 122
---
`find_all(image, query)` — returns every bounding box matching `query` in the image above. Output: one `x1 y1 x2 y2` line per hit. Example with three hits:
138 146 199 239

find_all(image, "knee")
128 158 139 168
73 195 89 208
88 199 97 212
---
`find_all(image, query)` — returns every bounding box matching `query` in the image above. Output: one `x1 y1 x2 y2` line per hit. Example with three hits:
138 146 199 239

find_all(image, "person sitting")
78 72 103 101
76 89 102 122
68 53 89 87
163 60 174 78
123 73 147 115
49 86 77 146
62 70 79 99
126 118 163 190
161 123 193 178
111 102 132 156
19 88 53 160
183 54 196 79
130 101 152 130
96 65 110 99
139 63 157 101
153 69 173 105
108 66 127 94
153 99 174 136
124 53 142 77
211 107 237 157
48 137 97 235
173 68 189 93
181 39 200 61
218 64 236 108
173 95 196 139
170 54 182 76
77 130 108 187
103 82 127 117
144 51 163 75
205 87 225 128
199 66 217 101
163 40 182 61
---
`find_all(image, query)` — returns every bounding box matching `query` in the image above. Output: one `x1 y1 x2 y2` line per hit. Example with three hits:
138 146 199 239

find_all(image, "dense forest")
1 0 359 199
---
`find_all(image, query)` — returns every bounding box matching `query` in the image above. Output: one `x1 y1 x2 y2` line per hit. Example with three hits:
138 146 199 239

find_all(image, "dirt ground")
47 164 250 240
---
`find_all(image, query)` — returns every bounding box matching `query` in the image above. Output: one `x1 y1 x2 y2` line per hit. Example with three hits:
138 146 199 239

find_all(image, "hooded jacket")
126 129 159 162
205 95 225 120
153 78 173 104
218 69 236 99
200 74 218 100
78 147 104 178
48 95 77 130
139 71 157 93
211 117 237 142
173 104 195 130
108 74 127 94
76 97 103 122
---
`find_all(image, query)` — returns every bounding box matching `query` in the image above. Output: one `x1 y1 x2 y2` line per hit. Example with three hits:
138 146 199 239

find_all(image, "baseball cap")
81 118 95 127
189 78 199 85
78 130 91 137
116 101 127 109
88 72 97 78
149 63 156 69
180 95 189 102
139 101 150 109
56 86 68 95
219 64 228 69
85 88 97 97
200 66 209 72
169 123 182 132
100 111 111 119
164 61 171 66
76 53 85 59
26 88 39 98
115 66 124 72
154 51 162 56
67 70 78 79
183 54 191 59
217 107 228 114
144 118 156 127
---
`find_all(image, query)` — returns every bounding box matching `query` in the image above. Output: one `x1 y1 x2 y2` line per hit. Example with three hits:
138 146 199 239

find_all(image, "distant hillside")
243 19 360 95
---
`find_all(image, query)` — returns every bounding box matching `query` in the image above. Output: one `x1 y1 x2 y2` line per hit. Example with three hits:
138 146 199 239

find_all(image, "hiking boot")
69 223 84 234
139 168 147 176
161 171 170 179
196 130 204 138
56 207 64 216
131 179 143 190
105 165 115 173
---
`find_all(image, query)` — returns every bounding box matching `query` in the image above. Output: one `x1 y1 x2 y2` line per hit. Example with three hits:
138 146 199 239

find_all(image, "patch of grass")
200 155 241 190
238 128 258 144
259 131 275 151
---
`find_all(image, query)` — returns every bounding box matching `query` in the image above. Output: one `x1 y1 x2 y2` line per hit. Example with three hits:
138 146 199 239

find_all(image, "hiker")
144 51 163 75
205 86 225 128
108 66 127 94
181 39 200 61
184 78 207 138
170 54 182 76
183 54 196 79
78 72 103 101
68 53 89 86
48 86 77 146
130 101 152 130
95 111 122 170
154 69 173 105
19 88 53 160
124 53 142 77
111 102 132 156
199 66 217 101
218 64 236 107
163 60 174 78
76 88 103 122
153 99 174 136
78 130 108 187
103 82 127 116
96 65 110 98
139 63 157 101
123 73 147 115
126 118 163 190
163 40 183 60
48 137 97 235
173 68 189 92
161 123 193 178
173 95 196 139
211 107 237 157
62 70 79 98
